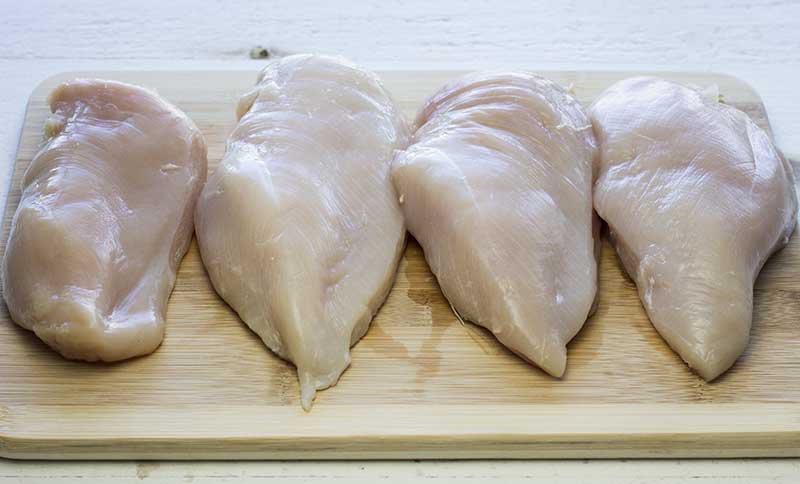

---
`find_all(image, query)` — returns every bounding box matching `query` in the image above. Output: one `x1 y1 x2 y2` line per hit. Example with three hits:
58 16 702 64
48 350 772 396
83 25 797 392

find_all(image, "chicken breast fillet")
391 72 598 377
195 55 409 410
590 76 797 380
2 79 207 362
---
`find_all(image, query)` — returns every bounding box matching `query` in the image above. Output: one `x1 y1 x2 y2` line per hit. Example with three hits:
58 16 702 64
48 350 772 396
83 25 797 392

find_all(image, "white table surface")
1 0 799 482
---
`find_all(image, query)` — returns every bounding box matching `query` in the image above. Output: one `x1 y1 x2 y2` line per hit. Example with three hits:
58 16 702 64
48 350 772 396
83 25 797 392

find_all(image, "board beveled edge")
1 403 799 459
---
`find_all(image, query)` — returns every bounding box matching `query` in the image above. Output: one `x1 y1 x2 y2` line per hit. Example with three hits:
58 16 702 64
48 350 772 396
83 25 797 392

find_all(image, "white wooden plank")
2 1 799 65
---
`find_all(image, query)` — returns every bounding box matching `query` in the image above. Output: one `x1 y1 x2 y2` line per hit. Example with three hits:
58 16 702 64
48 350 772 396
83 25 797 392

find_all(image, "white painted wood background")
1 0 799 482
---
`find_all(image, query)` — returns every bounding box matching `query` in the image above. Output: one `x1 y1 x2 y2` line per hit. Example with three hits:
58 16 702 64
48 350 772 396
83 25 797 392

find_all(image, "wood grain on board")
0 71 798 459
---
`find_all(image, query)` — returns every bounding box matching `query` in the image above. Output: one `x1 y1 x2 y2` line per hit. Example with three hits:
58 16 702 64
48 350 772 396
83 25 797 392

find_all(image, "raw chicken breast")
195 55 409 410
2 79 207 362
590 76 797 380
391 72 598 377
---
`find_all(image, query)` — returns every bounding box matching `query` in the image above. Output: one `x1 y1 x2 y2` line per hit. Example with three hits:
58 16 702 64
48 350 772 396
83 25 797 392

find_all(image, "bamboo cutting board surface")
1 70 798 460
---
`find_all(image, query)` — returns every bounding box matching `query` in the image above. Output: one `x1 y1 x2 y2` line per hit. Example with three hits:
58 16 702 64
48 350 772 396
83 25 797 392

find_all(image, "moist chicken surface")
2 79 207 362
392 72 599 377
590 76 797 380
195 55 409 410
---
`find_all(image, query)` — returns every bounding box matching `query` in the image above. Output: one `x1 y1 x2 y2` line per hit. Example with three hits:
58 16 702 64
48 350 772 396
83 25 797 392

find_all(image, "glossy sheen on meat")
195 55 409 410
590 76 797 380
2 79 207 362
392 72 598 377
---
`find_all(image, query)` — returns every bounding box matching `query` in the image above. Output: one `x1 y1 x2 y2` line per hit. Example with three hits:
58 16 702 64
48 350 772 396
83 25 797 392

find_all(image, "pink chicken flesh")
392 72 599 377
194 55 409 410
2 79 208 362
590 76 797 380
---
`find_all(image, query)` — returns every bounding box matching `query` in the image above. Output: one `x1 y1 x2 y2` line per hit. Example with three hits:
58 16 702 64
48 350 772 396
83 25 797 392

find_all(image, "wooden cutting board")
1 70 798 460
